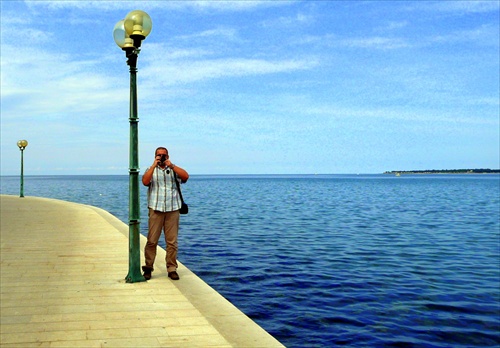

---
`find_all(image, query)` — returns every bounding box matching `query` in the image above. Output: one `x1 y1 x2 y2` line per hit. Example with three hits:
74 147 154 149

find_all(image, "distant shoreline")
1 171 499 177
384 169 500 175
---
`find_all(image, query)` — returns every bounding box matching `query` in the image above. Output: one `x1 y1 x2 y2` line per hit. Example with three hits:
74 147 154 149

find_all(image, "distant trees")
384 169 500 174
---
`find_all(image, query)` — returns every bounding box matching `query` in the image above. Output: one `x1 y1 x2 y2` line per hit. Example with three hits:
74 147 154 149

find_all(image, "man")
142 147 189 280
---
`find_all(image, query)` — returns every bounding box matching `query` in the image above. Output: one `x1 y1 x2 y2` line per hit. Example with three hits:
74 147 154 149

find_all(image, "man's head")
155 147 169 166
155 147 168 157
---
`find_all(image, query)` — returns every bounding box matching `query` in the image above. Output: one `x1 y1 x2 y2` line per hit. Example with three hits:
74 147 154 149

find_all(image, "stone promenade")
0 195 284 347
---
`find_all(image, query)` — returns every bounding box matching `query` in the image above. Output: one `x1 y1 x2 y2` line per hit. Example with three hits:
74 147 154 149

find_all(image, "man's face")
156 149 168 159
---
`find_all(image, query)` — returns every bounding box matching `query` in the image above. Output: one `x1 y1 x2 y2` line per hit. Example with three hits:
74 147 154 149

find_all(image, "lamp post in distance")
17 140 28 198
113 10 152 283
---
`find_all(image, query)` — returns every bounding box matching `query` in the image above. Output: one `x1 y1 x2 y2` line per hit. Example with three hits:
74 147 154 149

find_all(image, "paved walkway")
0 195 284 347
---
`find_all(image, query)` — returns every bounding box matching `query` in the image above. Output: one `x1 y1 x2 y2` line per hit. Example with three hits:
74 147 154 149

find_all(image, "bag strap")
174 172 185 203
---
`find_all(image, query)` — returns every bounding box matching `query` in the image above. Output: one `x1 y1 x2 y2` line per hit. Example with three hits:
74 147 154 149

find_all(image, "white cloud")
25 0 289 12
340 36 411 50
1 44 126 119
402 0 500 15
431 1 500 14
431 24 499 46
303 105 499 126
176 27 239 41
375 21 409 32
142 57 319 86
261 12 315 28
291 33 412 50
145 45 215 60
1 21 53 46
385 21 409 31
179 0 290 11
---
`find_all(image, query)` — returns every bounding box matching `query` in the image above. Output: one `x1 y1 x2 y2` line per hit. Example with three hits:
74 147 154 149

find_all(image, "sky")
1 0 499 175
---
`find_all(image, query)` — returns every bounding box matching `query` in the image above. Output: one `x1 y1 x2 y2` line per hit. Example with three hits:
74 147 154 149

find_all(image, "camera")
159 154 167 165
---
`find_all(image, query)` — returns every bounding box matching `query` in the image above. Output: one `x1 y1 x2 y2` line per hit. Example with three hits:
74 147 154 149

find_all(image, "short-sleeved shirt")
145 166 182 212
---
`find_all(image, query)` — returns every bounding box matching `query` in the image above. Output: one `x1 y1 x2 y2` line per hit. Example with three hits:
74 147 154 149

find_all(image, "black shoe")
142 266 153 280
168 271 180 280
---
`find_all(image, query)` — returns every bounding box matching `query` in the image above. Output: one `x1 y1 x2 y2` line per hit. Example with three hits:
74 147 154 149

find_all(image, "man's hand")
153 155 161 167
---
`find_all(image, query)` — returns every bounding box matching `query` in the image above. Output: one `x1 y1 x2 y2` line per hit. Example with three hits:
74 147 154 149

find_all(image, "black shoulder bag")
174 173 189 214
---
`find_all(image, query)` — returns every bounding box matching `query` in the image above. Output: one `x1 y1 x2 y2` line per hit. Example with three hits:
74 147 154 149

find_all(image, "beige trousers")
144 208 180 273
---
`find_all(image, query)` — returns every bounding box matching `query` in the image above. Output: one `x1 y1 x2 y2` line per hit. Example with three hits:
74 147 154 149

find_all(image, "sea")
1 174 499 347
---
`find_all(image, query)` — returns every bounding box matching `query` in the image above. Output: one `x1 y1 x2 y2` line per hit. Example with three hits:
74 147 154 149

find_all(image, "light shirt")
145 166 182 212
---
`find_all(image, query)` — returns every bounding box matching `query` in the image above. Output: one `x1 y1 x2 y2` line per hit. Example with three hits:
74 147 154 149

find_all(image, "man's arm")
170 163 189 183
143 153 163 186
142 165 156 186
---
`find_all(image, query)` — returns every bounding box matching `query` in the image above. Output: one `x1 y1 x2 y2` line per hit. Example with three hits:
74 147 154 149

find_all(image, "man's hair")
155 147 167 155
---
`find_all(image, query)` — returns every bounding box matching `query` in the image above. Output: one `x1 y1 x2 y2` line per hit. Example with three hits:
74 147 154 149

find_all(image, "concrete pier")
0 195 284 347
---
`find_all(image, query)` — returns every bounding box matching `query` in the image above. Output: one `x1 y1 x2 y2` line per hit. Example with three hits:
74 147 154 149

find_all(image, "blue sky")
1 1 499 175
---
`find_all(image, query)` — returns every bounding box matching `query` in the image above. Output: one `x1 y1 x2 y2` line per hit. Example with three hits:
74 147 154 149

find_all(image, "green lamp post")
113 10 152 283
17 140 28 198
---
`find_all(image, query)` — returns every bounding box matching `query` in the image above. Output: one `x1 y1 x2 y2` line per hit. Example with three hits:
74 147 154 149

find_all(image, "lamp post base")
125 220 146 283
125 270 146 283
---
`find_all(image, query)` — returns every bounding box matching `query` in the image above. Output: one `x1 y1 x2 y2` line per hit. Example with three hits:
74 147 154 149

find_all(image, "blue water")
1 174 499 347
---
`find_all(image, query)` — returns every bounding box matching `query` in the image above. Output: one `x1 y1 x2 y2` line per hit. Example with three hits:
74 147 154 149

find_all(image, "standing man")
142 147 189 280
